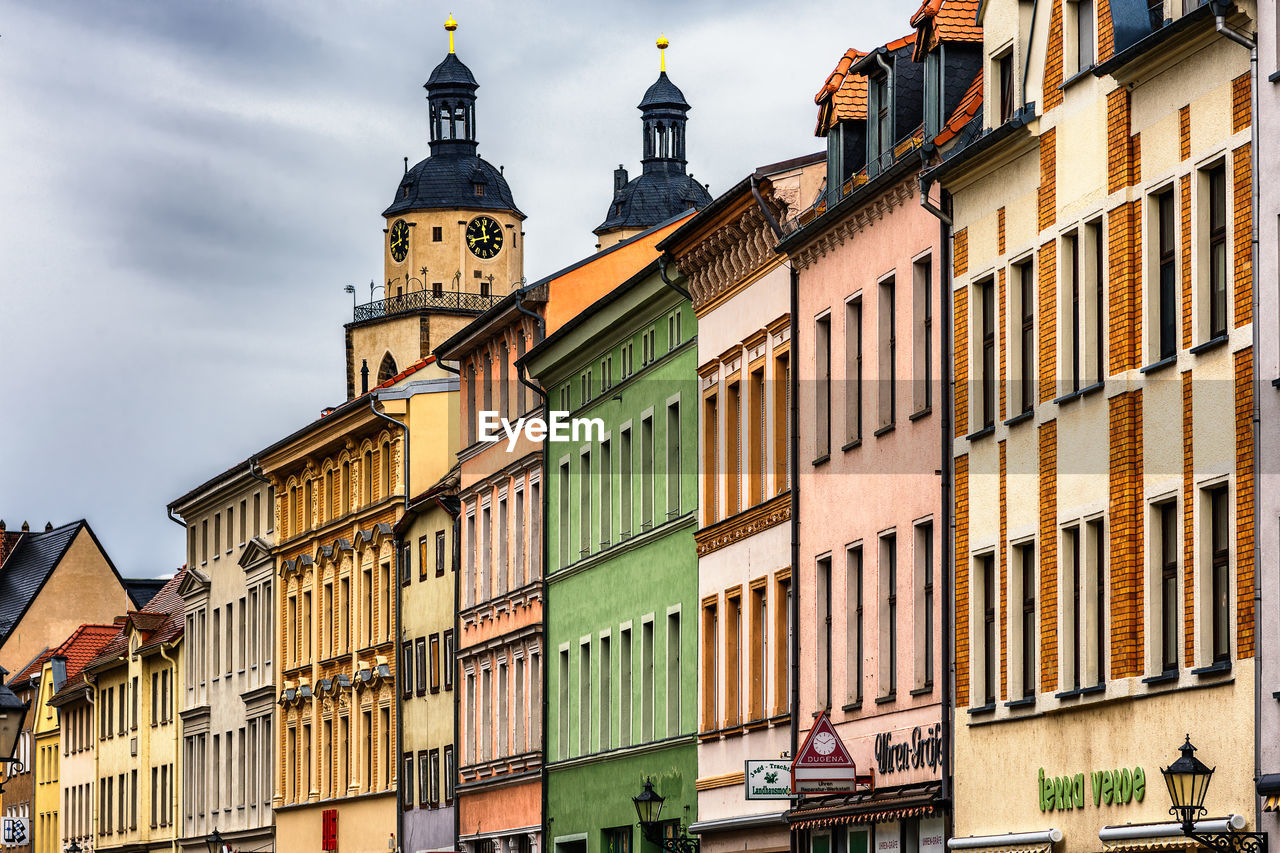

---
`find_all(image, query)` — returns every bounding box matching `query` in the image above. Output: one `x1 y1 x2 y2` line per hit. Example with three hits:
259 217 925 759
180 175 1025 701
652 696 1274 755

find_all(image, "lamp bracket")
637 823 700 853
1185 831 1270 853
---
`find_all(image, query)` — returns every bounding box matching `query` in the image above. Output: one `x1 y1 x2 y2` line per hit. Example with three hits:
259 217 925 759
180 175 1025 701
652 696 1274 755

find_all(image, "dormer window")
474 184 485 197
924 48 945 138
997 52 1015 124
867 71 893 175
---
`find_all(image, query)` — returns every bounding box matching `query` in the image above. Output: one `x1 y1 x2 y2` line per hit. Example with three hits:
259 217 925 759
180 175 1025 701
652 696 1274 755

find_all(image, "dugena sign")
476 411 604 451
1038 766 1146 811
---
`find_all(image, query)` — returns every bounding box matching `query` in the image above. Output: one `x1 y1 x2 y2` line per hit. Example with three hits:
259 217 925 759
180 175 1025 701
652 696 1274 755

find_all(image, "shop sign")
1037 766 1146 812
874 725 943 776
920 819 945 853
745 760 792 800
793 712 863 794
876 822 901 853
1 818 28 847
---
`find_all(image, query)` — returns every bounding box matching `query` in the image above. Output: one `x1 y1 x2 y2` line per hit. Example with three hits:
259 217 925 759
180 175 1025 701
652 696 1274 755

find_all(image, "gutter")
788 257 801 851
657 254 690 301
158 643 180 853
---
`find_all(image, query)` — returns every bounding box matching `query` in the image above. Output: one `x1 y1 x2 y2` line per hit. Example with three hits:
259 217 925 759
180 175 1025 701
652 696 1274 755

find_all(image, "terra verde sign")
1038 766 1147 811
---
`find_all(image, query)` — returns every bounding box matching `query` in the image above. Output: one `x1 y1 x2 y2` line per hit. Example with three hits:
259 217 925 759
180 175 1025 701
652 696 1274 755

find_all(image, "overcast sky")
0 1 905 578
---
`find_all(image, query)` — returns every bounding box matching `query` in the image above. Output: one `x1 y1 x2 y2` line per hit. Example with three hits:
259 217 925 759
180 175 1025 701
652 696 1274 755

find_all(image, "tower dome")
594 36 711 245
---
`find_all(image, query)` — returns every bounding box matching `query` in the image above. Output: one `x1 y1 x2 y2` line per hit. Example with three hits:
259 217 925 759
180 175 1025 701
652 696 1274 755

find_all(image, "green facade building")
522 259 699 853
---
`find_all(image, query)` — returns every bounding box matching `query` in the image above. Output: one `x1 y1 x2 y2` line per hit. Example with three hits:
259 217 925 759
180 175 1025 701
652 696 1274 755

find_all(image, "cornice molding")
791 179 916 271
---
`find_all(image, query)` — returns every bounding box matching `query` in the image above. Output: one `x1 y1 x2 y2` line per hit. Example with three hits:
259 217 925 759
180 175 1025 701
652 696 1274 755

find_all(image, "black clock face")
389 219 409 263
466 216 503 259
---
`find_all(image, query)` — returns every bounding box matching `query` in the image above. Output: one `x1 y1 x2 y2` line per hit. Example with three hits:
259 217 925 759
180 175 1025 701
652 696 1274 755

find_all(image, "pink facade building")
779 6 981 846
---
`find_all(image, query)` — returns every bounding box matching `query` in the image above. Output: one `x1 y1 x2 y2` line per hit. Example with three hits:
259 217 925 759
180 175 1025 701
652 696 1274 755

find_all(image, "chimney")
44 522 52 532
614 165 629 192
20 521 29 532
0 522 22 567
361 359 370 395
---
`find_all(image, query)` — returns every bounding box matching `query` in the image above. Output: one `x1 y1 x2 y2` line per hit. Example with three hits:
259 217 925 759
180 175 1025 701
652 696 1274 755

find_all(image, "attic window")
474 184 485 197
401 185 410 199
614 204 622 217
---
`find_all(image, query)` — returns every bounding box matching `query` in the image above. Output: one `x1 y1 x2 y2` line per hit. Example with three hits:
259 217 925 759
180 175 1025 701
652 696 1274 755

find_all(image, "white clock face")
814 732 838 755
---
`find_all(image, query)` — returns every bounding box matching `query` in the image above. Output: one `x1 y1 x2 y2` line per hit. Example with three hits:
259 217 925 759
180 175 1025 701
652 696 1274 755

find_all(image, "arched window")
341 462 350 516
363 451 373 506
378 353 397 385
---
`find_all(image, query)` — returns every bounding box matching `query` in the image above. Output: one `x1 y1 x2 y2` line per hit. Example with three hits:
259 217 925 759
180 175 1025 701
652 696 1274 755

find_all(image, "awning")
1264 794 1280 813
786 782 942 830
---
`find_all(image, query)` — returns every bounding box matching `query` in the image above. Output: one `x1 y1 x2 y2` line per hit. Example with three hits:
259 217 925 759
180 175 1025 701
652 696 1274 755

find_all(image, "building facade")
169 463 276 853
927 1 1259 852
84 571 185 853
780 5 978 843
523 260 699 853
397 466 461 853
658 156 823 851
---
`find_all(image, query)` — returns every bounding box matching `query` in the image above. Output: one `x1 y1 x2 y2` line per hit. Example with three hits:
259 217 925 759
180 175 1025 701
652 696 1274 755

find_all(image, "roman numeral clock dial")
466 215 503 260
389 218 409 263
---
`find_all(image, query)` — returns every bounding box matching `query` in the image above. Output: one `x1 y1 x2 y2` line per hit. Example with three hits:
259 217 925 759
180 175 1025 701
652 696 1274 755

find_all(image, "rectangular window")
816 313 831 457
1086 220 1105 385
579 452 591 557
846 546 863 706
880 534 898 697
703 390 719 524
666 401 681 519
749 366 766 506
846 298 863 445
725 380 741 517
748 582 767 721
619 628 632 747
1158 501 1179 673
418 751 429 807
666 611 681 736
700 598 718 731
879 278 896 428
558 649 570 759
1017 543 1037 698
641 415 655 530
1157 189 1178 360
914 258 933 413
425 635 438 693
600 440 612 547
432 226 443 242
641 620 655 741
402 753 414 811
428 749 440 806
998 51 1015 124
1208 486 1230 662
1087 518 1106 684
401 641 413 699
559 462 571 567
480 504 491 602
774 350 792 492
599 636 612 751
515 656 526 753
530 480 541 580
775 572 792 715
578 642 591 756
816 556 832 709
724 590 742 726
1064 525 1082 690
515 487 526 585
620 428 633 538
979 277 995 428
466 512 476 605
979 554 997 706
443 745 454 804
1067 232 1082 393
1017 260 1036 413
1076 0 1095 70
915 522 934 690
443 631 453 690
1207 164 1228 339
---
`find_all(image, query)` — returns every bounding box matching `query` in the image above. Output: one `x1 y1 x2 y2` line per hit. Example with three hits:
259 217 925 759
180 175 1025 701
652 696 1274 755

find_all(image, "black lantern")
66 841 81 853
1162 735 1214 831
0 669 29 773
207 828 227 853
632 778 665 826
1161 736 1268 853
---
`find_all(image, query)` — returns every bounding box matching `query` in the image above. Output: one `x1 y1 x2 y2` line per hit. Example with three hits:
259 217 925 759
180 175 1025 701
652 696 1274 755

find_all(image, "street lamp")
0 668 29 793
65 840 81 853
632 778 698 853
207 828 227 853
1161 735 1268 853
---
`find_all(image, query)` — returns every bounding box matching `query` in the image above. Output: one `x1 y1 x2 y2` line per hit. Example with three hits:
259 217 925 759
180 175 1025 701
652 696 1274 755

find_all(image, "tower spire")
657 33 669 72
445 14 458 54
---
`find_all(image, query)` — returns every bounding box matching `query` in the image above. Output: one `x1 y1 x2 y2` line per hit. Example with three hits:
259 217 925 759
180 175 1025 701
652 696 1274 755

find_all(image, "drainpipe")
369 393 410 853
512 287 550 853
657 255 690 301
919 178 955 819
85 678 97 844
788 260 801 853
158 644 180 853
1021 0 1041 110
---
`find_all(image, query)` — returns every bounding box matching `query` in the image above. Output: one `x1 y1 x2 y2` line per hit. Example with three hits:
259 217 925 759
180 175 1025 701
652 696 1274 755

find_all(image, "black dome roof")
383 154 522 218
639 72 689 110
427 53 477 88
594 170 710 234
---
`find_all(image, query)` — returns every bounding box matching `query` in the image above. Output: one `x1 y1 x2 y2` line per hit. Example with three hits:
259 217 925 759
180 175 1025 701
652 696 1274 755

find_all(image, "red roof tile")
8 623 117 688
815 49 868 135
933 72 983 146
912 0 982 60
84 569 187 674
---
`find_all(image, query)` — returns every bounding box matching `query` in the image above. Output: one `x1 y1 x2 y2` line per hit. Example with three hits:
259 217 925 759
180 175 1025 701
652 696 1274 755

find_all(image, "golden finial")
657 34 669 72
445 14 458 54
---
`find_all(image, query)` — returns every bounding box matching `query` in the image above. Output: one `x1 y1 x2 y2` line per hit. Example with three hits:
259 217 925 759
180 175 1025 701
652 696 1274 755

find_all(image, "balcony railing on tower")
353 288 500 323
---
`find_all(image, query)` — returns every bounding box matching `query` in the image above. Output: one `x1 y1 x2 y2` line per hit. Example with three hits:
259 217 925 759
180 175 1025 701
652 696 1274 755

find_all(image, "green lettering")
1121 768 1133 803
1039 768 1047 812
1092 771 1103 806
1074 773 1085 809
1133 767 1146 802
1101 771 1113 804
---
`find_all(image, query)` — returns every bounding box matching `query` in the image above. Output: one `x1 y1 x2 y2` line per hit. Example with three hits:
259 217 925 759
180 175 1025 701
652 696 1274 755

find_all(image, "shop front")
949 680 1258 853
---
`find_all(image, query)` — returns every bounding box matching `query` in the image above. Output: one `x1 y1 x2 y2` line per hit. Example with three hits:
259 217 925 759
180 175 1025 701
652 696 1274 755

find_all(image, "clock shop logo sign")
477 411 605 451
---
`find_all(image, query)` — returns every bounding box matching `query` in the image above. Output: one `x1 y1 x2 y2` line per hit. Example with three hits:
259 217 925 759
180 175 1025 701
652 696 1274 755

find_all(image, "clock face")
466 215 503 260
389 219 409 263
813 732 838 756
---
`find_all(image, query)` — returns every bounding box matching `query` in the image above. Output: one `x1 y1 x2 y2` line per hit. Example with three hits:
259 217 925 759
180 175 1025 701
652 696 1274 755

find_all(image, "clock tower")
345 16 525 400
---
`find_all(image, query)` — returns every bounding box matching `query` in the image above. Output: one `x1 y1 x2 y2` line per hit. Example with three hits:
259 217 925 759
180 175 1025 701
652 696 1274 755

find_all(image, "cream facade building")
925 1 1259 851
169 463 276 853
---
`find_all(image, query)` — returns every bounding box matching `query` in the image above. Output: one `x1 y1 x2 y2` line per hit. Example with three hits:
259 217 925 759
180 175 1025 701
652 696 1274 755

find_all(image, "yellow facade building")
84 572 185 853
